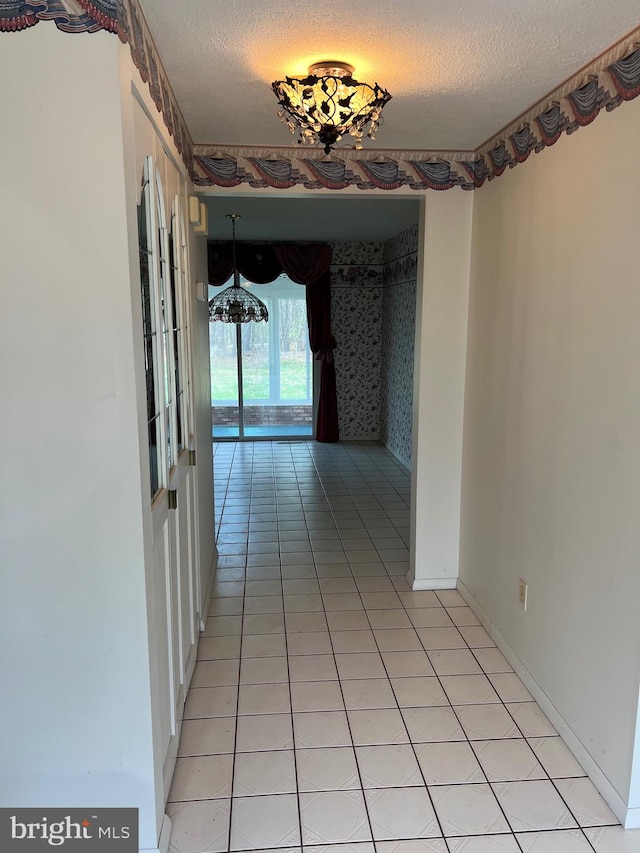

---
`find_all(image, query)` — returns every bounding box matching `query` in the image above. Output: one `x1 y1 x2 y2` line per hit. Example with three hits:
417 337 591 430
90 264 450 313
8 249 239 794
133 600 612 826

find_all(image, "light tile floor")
167 441 635 853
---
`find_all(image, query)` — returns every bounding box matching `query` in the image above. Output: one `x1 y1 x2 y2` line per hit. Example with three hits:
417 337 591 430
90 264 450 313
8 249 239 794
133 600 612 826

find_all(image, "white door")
138 157 198 798
167 197 199 708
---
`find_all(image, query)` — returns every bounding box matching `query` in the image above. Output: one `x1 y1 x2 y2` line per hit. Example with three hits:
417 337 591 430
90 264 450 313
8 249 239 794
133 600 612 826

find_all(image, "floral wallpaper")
330 241 384 289
380 225 419 468
384 223 419 268
331 242 383 265
329 230 417 458
330 242 383 439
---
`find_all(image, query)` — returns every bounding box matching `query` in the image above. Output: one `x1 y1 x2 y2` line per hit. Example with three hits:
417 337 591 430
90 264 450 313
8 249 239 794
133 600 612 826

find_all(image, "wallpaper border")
3 1 639 193
193 28 640 191
0 0 117 33
0 0 194 173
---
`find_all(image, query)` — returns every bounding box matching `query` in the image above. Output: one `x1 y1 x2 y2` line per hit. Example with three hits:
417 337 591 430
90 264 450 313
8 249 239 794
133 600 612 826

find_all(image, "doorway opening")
210 274 314 439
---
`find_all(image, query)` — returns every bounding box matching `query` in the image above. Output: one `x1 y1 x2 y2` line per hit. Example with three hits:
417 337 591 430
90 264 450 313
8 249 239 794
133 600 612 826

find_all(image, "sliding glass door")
210 275 314 439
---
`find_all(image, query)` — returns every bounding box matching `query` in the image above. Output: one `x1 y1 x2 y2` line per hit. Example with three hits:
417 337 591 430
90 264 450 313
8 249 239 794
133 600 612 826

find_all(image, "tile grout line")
313 443 405 851
408 602 525 847
294 441 364 850
277 447 306 852
456 628 602 847
304 442 383 847
207 440 608 852
349 557 451 847
306 442 514 846
225 439 250 853
306 442 603 845
322 583 379 851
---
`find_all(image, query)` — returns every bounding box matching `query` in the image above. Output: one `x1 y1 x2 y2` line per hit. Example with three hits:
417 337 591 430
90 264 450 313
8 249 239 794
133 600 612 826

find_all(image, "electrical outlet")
518 578 528 610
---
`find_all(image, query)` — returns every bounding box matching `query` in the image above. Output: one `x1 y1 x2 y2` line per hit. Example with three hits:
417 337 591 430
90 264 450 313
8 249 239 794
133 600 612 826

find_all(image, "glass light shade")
209 273 269 324
209 213 269 324
272 62 391 154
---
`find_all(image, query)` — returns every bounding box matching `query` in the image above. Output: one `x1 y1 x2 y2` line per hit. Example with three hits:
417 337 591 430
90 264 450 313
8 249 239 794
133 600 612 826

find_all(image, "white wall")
0 25 158 848
460 95 640 823
0 26 217 852
410 191 473 588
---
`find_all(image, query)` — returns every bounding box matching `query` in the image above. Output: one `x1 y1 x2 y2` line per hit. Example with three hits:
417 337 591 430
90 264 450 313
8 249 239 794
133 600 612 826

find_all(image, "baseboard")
162 744 178 814
199 552 216 632
379 441 411 472
456 578 633 828
158 813 172 853
140 813 172 853
406 569 457 590
184 638 197 688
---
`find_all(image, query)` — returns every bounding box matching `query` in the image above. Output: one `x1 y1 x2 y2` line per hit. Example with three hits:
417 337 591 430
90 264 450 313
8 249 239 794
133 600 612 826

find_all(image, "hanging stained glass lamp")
209 214 269 323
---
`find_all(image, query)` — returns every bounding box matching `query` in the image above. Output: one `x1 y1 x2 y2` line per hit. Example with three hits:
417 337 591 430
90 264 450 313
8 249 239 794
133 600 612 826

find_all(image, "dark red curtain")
207 241 338 442
207 243 234 285
208 243 282 285
237 244 282 283
274 244 338 443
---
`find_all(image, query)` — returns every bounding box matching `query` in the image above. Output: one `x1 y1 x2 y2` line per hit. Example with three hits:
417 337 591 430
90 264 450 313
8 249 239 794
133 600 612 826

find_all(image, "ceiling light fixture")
272 61 391 155
209 214 269 324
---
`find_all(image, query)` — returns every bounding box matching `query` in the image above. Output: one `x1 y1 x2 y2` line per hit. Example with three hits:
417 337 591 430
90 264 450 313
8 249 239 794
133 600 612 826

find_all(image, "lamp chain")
227 213 240 286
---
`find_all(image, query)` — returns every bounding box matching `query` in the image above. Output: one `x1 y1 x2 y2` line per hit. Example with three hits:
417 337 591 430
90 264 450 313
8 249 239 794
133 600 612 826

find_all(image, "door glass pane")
168 213 184 452
279 290 311 401
210 301 239 438
156 180 173 471
244 275 312 437
242 286 271 403
210 275 313 439
138 170 161 498
179 213 192 442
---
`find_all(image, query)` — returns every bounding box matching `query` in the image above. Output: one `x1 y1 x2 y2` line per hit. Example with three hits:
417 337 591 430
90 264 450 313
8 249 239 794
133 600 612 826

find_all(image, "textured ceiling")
205 197 420 242
139 0 640 151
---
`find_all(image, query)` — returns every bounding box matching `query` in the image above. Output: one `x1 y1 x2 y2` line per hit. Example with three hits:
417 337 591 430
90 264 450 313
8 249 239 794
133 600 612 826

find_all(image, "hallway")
166 441 622 853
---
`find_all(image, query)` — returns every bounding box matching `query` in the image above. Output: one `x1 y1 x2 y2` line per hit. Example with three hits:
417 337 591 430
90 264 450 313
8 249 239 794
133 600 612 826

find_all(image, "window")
138 159 161 498
137 158 191 496
210 274 313 438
